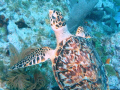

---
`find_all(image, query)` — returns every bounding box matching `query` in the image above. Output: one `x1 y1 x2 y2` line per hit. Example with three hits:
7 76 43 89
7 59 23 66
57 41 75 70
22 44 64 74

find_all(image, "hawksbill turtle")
10 10 109 90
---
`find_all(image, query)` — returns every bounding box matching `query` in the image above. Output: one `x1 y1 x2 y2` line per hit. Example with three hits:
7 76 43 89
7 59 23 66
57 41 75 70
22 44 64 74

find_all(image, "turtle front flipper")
10 47 54 70
76 26 91 38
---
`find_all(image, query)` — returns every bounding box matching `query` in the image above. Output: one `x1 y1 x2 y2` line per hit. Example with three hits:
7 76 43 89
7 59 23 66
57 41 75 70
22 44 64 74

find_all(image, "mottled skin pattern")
76 26 91 38
10 10 109 90
11 47 52 70
49 10 66 29
52 36 109 90
76 26 85 37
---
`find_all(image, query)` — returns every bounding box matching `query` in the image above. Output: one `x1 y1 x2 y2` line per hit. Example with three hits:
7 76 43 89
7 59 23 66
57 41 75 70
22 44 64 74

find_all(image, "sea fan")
9 43 19 66
9 43 38 66
27 70 46 90
9 43 46 89
19 46 38 60
7 70 32 90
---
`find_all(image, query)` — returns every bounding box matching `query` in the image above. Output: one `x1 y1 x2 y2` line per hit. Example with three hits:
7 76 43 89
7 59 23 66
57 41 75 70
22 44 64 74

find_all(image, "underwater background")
0 0 120 90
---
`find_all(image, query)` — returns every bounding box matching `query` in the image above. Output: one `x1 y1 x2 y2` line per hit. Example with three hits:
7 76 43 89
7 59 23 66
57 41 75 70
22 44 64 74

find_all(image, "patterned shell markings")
52 36 108 90
9 10 109 90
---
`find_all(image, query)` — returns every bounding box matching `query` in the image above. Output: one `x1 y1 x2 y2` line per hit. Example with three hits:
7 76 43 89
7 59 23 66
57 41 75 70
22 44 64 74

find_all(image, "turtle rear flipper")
10 47 54 70
76 26 91 38
76 26 85 37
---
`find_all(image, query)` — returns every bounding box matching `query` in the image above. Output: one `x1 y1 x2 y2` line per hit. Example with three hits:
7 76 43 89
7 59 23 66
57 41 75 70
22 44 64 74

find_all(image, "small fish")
106 58 110 64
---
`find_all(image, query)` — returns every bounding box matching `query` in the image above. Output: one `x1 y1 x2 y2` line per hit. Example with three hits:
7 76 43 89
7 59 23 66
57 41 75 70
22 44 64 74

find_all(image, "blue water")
0 0 120 90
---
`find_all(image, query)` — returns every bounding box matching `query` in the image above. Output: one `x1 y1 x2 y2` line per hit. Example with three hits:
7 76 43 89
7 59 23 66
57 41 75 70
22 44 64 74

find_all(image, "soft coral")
7 70 32 90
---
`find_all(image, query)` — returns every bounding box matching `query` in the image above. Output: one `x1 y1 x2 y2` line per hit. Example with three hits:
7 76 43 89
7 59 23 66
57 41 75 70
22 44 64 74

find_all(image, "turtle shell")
52 36 109 90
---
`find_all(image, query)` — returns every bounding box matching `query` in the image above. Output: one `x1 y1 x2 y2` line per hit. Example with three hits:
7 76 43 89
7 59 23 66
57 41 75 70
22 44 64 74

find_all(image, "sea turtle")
10 10 109 90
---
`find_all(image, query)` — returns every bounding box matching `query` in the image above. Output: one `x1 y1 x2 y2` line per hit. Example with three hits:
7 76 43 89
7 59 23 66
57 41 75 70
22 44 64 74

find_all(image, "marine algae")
9 43 38 66
105 65 116 76
27 70 46 90
8 43 47 90
7 70 32 90
9 43 19 66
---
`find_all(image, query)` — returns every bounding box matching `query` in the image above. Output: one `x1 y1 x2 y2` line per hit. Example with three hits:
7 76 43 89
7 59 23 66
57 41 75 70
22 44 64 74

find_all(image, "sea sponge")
67 0 98 33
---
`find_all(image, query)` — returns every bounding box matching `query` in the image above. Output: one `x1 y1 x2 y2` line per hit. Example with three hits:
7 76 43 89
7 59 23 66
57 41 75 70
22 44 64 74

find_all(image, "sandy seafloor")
0 0 120 90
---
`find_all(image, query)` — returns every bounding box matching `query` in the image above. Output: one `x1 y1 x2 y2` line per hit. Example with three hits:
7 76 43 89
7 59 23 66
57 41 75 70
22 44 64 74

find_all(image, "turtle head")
49 10 66 31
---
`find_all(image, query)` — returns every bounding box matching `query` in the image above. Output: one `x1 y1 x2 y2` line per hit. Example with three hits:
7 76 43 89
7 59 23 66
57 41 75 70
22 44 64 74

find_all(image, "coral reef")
67 0 99 33
0 0 119 89
9 43 38 66
8 43 56 89
6 70 32 90
113 0 120 5
86 9 104 21
15 19 30 29
0 61 4 74
6 69 47 90
9 43 19 66
0 15 9 27
91 36 107 64
114 12 120 23
0 14 9 41
105 65 116 76
27 70 46 90
108 76 120 89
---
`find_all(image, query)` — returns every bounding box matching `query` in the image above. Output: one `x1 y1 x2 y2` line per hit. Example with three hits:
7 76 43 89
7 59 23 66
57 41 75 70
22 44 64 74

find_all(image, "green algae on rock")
105 65 116 76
